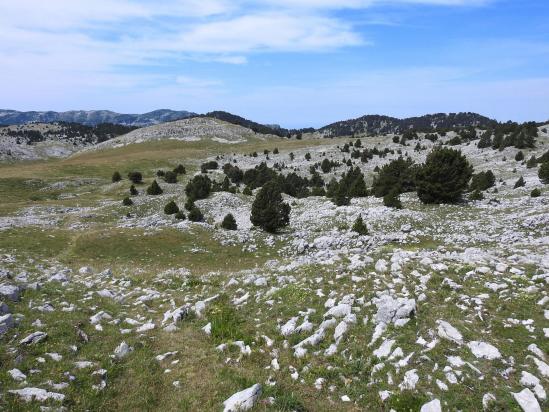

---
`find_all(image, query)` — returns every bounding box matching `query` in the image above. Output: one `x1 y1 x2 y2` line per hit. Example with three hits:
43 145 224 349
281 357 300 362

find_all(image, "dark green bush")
251 181 291 233
129 185 138 196
469 189 484 201
164 171 177 184
514 176 525 188
515 151 524 161
352 215 368 235
122 197 133 206
470 170 495 191
173 164 186 175
416 148 473 204
128 171 142 184
146 180 163 195
185 175 212 201
201 161 218 173
164 200 179 215
221 213 237 230
188 207 204 222
112 171 122 183
175 211 186 220
383 188 402 209
531 188 541 197
372 157 416 197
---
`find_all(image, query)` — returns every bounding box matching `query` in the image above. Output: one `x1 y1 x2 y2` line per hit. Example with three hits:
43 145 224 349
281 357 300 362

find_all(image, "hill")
319 112 497 137
0 122 137 161
0 109 195 127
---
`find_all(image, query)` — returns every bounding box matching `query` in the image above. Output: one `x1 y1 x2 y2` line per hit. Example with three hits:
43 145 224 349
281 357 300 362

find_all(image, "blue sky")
1 0 548 128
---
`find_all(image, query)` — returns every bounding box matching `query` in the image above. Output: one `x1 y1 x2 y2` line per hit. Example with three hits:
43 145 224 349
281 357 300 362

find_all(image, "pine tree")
185 175 211 201
530 188 541 197
250 181 291 233
122 197 133 206
164 200 179 215
130 185 138 196
146 180 163 195
243 186 253 196
221 213 237 230
175 211 186 220
372 157 415 197
515 151 524 161
477 131 492 148
514 176 525 188
352 215 368 235
112 171 122 183
416 148 473 204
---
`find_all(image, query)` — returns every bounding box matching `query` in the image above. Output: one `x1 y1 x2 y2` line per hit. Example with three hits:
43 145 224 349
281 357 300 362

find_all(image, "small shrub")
184 198 195 211
112 171 122 183
352 215 368 235
173 164 186 175
469 189 484 201
514 176 525 188
383 188 402 209
146 180 163 195
530 188 541 197
175 211 186 220
515 151 524 161
164 171 178 184
221 213 237 230
305 153 311 161
164 200 179 215
185 175 212 201
242 186 253 196
526 156 537 168
200 161 218 173
470 170 495 191
122 197 133 206
156 170 165 177
273 148 279 154
129 185 138 196
188 207 204 222
128 171 143 184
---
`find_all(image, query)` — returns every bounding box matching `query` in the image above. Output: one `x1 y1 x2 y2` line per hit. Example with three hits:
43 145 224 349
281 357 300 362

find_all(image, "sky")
1 0 548 128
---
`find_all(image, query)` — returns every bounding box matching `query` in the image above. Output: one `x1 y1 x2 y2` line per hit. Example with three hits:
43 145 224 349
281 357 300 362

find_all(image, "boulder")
0 284 21 301
436 320 464 345
223 384 262 412
374 295 416 325
20 331 48 345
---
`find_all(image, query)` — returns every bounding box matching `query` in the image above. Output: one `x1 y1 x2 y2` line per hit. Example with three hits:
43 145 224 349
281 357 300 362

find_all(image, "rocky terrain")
0 123 137 161
0 117 547 411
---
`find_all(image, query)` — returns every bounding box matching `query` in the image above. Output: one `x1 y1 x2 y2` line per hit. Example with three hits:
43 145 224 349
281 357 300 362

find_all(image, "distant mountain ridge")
0 109 504 137
0 109 196 126
319 112 497 137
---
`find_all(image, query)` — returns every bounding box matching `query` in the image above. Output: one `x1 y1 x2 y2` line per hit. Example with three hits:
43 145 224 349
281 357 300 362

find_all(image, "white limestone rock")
223 384 262 412
467 341 501 360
